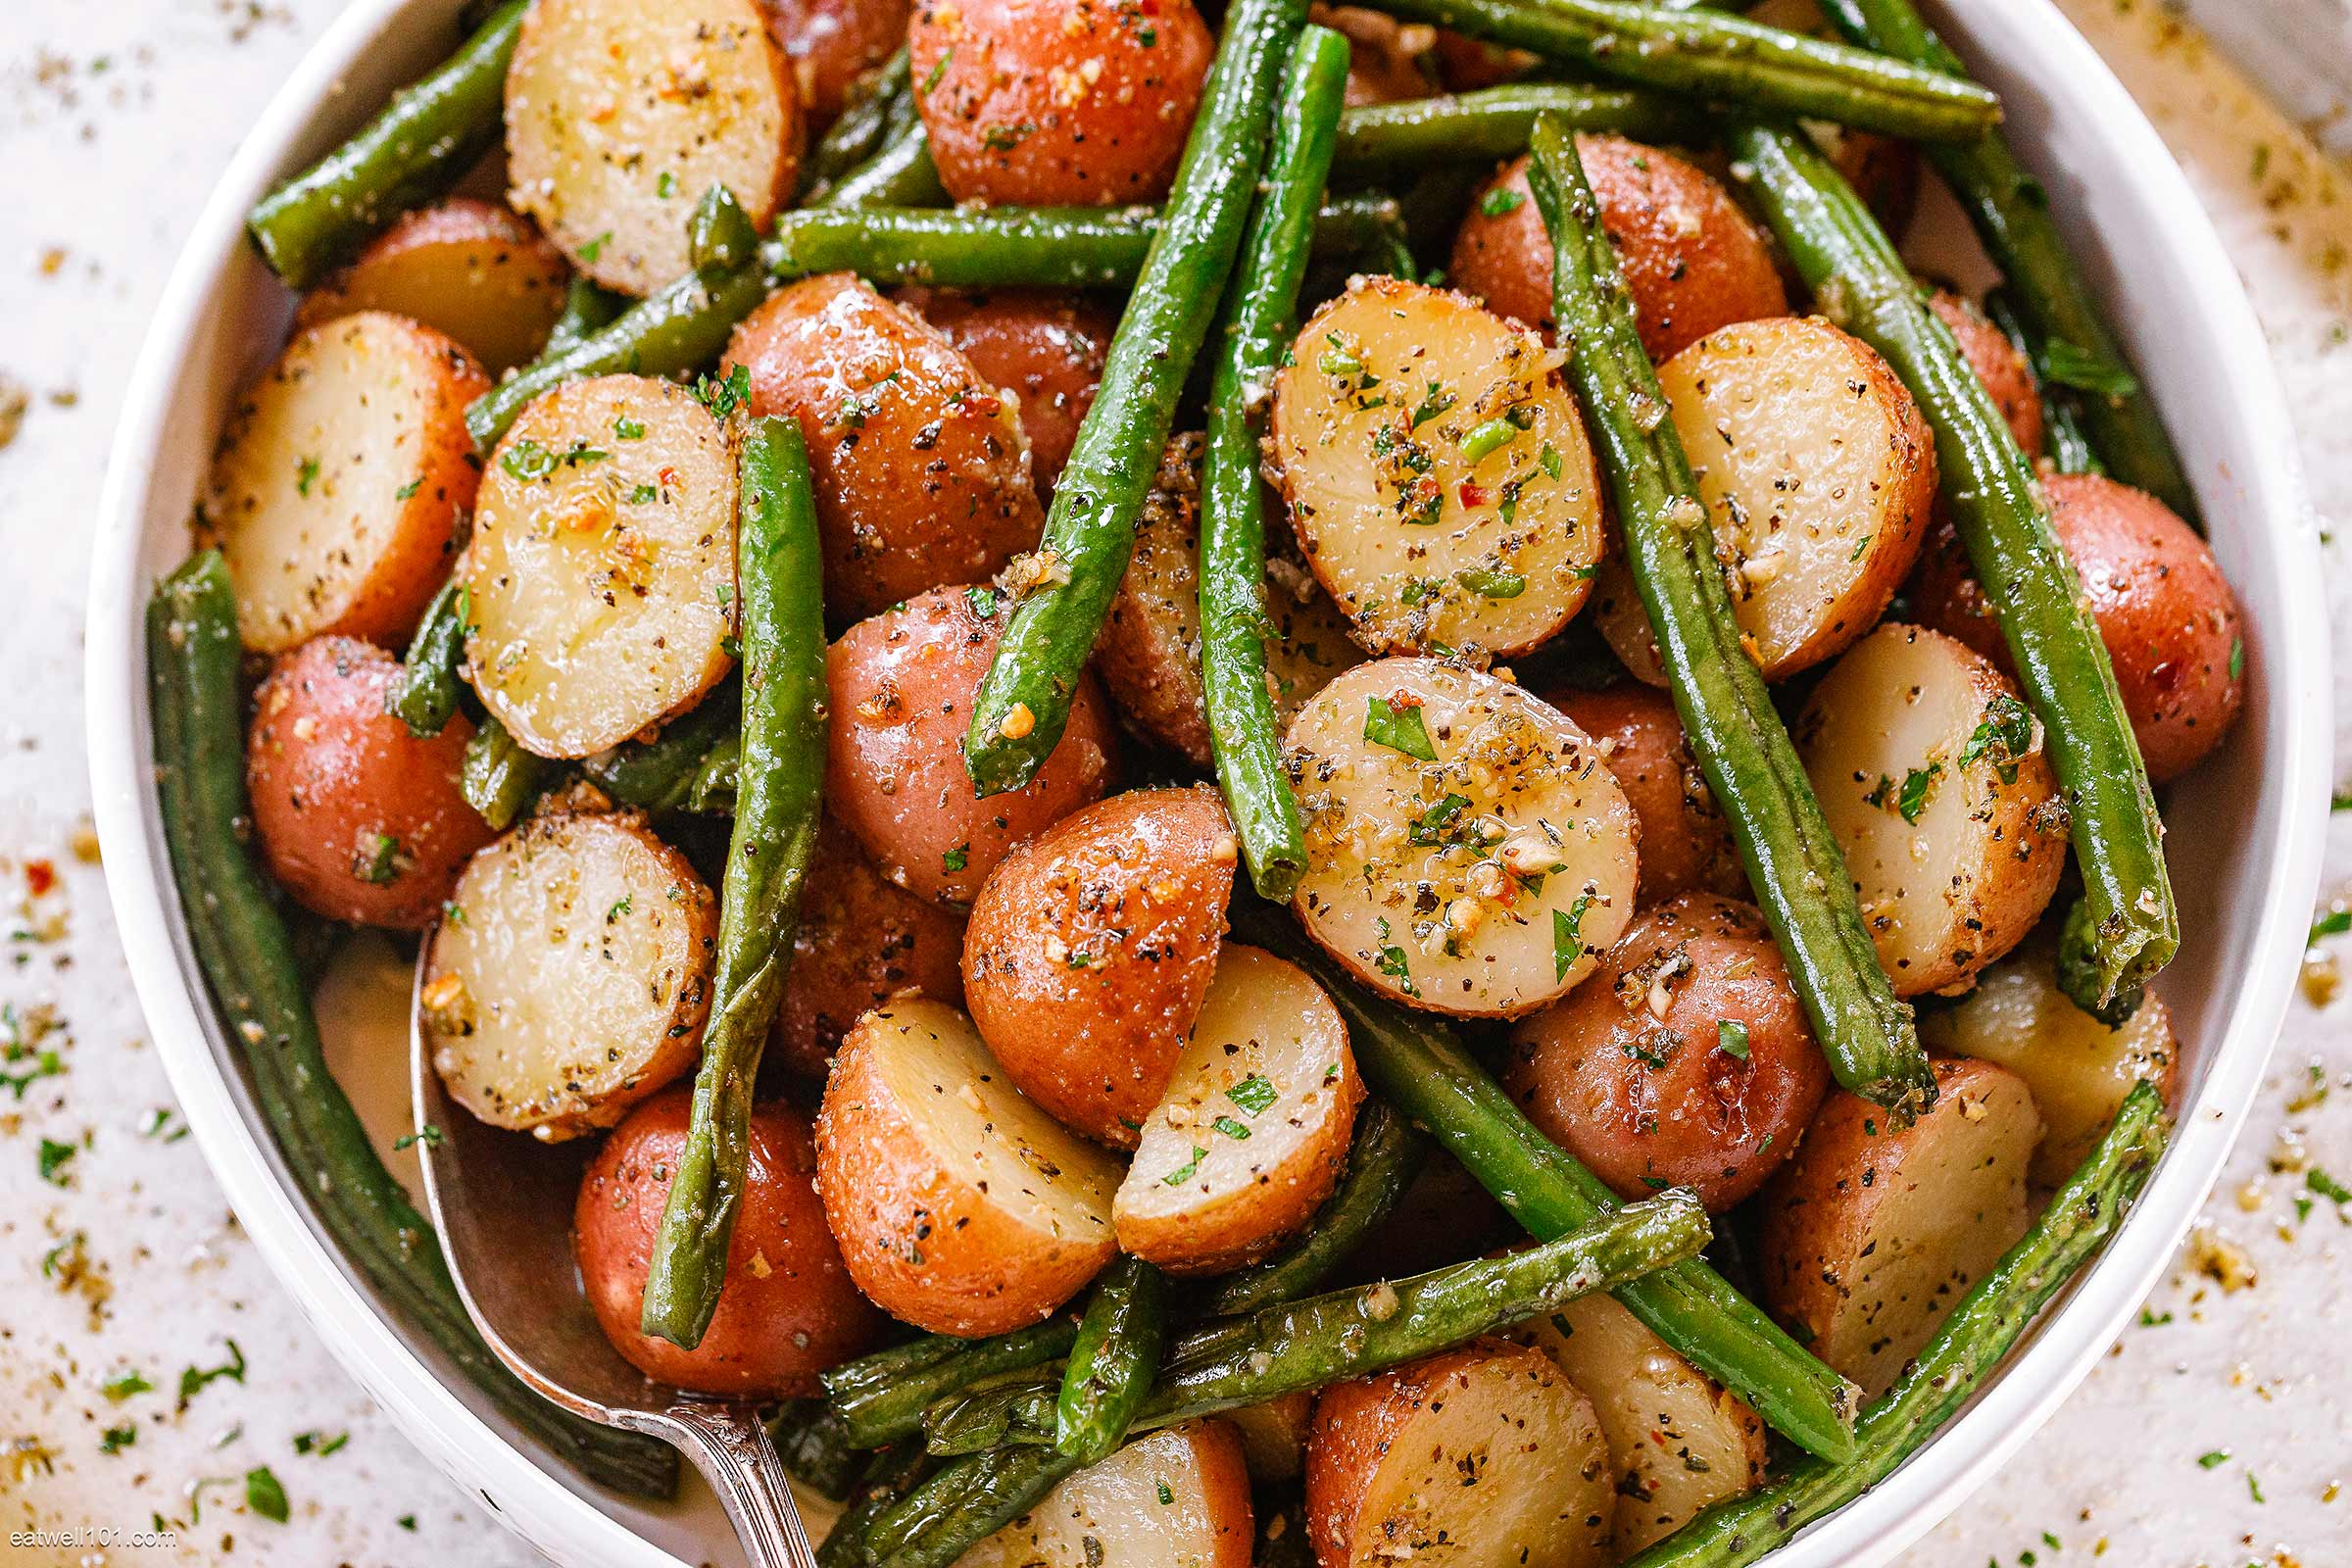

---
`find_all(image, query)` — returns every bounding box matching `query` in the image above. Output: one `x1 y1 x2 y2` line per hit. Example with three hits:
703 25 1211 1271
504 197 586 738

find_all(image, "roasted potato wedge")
297 197 571 375
770 819 967 1078
956 1422 1254 1568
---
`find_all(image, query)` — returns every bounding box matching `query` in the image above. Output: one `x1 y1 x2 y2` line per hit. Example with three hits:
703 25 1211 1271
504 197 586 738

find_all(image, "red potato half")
1759 1056 2041 1397
759 0 911 128
1550 683 1744 906
1909 473 2244 781
202 311 488 654
506 0 802 295
423 808 716 1139
1114 945 1364 1274
956 1422 1255 1568
827 586 1118 904
574 1090 883 1396
247 637 497 930
962 787 1236 1148
1306 1340 1613 1568
1449 138 1787 363
465 374 738 760
1287 659 1640 1020
894 285 1115 502
726 273 1045 620
296 197 571 375
814 1000 1122 1335
908 0 1217 207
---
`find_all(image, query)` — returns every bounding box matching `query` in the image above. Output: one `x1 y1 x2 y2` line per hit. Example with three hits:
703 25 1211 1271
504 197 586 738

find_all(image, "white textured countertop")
0 1 2346 1564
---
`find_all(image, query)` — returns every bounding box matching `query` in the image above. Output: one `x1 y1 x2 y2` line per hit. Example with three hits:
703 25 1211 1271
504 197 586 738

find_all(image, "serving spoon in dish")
407 947 822 1568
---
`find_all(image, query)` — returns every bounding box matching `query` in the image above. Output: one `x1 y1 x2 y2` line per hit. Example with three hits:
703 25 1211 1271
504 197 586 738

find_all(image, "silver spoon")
407 946 821 1568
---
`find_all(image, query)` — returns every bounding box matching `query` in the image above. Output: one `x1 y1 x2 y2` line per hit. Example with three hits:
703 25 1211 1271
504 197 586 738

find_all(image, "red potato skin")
908 0 1216 206
1433 30 1535 91
893 286 1115 501
1909 474 2243 781
758 0 912 127
1310 4 1443 106
1505 895 1829 1211
1551 683 1745 906
574 1089 884 1396
827 586 1119 904
295 197 571 375
1928 291 2042 459
771 820 969 1077
246 637 496 929
963 787 1236 1147
1450 137 1788 363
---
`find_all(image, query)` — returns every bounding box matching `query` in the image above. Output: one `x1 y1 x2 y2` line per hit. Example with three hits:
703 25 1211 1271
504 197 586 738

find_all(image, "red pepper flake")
1385 690 1423 710
1457 479 1490 509
658 466 681 490
24 859 56 897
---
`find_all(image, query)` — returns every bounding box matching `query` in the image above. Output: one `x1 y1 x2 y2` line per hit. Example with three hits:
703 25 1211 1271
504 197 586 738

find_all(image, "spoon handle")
660 1401 821 1568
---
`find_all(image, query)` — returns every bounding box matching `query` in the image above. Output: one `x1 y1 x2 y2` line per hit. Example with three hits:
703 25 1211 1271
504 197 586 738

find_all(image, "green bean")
769 1398 864 1501
864 1444 1081 1568
542 275 630 363
819 127 949 211
577 678 742 815
689 183 761 274
818 1440 935 1568
684 731 741 815
1054 1254 1170 1465
1331 82 1705 180
146 551 676 1498
824 1318 1082 1449
1817 0 2195 521
640 417 830 1348
1725 118 2177 1012
1200 27 1348 902
1350 0 1996 142
1197 1097 1428 1316
804 49 913 197
1984 288 2105 478
1623 1083 2169 1566
960 0 1311 797
386 577 469 738
1233 905 1860 1465
459 713 559 831
1527 114 1931 1114
246 1 526 288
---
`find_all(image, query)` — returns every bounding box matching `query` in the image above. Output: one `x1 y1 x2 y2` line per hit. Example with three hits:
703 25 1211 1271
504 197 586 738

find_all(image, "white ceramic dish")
87 2 2330 1564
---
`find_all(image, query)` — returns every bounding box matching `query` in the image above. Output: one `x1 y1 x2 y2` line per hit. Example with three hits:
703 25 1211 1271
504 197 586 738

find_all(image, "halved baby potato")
1096 435 1363 765
1115 945 1364 1275
424 808 716 1140
1795 624 2068 997
1595 317 1938 685
202 311 489 654
297 197 571 374
1269 277 1603 660
1306 1340 1613 1568
1759 1056 2041 1397
1229 1391 1315 1483
1922 941 2179 1184
1286 659 1640 1019
465 374 738 760
813 1000 1122 1335
506 0 802 295
956 1422 1255 1568
1513 1292 1767 1554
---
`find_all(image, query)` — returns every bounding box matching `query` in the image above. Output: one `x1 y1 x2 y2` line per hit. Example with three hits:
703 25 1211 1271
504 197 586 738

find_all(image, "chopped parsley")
1717 1020 1750 1060
1552 894 1594 982
1317 334 1366 379
921 49 952 94
1454 566 1525 600
1409 380 1456 427
2229 636 2243 682
1225 1074 1279 1117
100 1424 137 1455
1896 762 1940 824
981 122 1036 150
2311 908 2352 946
1478 186 1525 219
615 416 646 440
965 585 1001 618
2138 1307 2173 1327
101 1370 153 1401
246 1465 290 1523
1539 442 1562 479
177 1340 247 1406
696 363 753 419
1162 1146 1207 1186
943 845 969 873
1407 793 1472 847
578 230 612 264
37 1137 74 1186
1959 695 2034 785
395 478 420 501
1210 1115 1251 1141
356 832 403 885
295 455 319 497
2306 1167 2352 1205
1363 696 1438 761
392 1125 444 1152
1373 916 1418 996
629 482 659 504
2196 1449 2229 1469
1156 1482 1175 1505
293 1430 350 1457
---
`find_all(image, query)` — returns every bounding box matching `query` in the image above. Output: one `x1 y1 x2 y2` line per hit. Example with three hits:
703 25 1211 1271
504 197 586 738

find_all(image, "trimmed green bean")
1726 118 2177 1011
577 678 742 815
824 1318 1082 1449
1054 1254 1170 1465
1528 115 1931 1114
864 1444 1080 1568
146 552 676 1498
769 1398 864 1501
1984 288 2105 478
386 577 469 738
818 1440 935 1568
960 0 1311 797
820 127 949 211
640 417 829 1348
247 1 526 288
1623 1083 2168 1566
1197 1097 1427 1316
1200 26 1348 902
804 49 913 196
459 713 558 831
689 183 761 274
544 276 629 363
1332 82 1705 179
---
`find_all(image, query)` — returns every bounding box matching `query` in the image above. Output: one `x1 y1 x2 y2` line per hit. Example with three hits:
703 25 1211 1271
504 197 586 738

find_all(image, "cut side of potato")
1096 435 1363 765
1759 1056 2041 1397
1795 623 2068 997
1286 659 1639 1019
466 374 738 760
813 1000 1122 1336
956 1422 1254 1568
203 311 489 654
1306 1340 1613 1568
1512 1292 1766 1554
506 0 801 295
423 808 715 1140
1270 277 1603 660
296 197 571 374
1228 1391 1314 1483
1115 945 1364 1276
1923 942 2178 1184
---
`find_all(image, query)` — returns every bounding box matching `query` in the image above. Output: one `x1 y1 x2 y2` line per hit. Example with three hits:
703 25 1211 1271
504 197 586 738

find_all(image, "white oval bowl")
88 3 2330 1564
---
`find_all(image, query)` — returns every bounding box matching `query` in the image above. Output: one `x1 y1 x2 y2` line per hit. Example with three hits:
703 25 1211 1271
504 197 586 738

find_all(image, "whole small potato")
727 273 1045 621
964 787 1236 1147
827 586 1119 904
247 637 496 929
575 1090 884 1396
758 0 911 128
1551 684 1744 906
771 819 969 1077
1505 894 1829 1210
1449 137 1787 362
1927 290 2042 458
909 0 1216 206
1910 474 2243 780
893 286 1115 501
